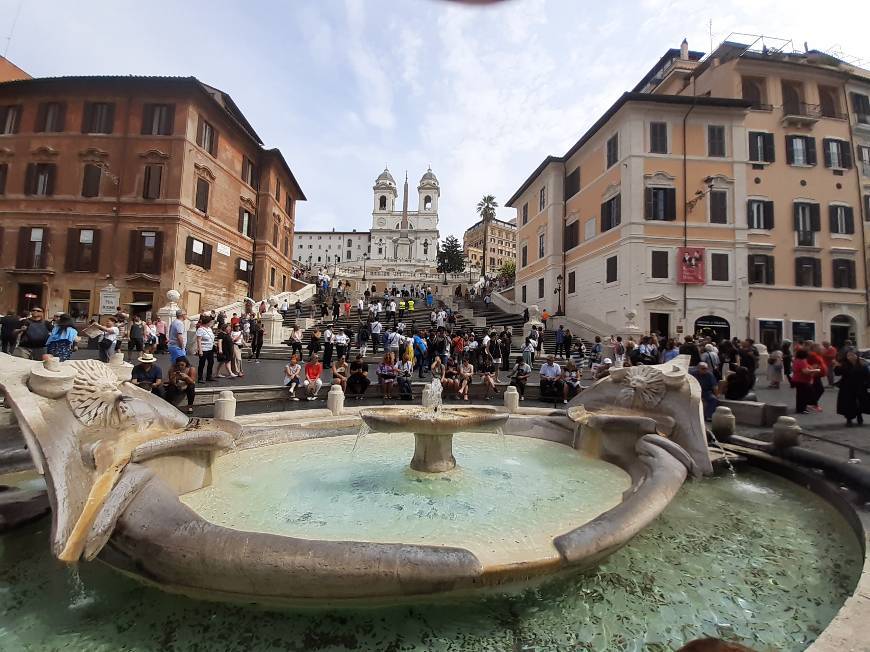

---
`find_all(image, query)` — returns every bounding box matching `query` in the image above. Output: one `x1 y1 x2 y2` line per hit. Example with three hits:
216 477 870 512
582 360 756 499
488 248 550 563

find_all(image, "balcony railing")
861 163 870 178
747 101 773 111
783 102 821 118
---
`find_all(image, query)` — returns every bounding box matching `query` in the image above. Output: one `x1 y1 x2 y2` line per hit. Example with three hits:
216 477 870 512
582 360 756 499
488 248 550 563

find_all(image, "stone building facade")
463 217 517 275
0 75 304 319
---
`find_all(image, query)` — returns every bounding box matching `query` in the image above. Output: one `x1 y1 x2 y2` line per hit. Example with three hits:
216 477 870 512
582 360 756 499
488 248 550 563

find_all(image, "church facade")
293 167 440 271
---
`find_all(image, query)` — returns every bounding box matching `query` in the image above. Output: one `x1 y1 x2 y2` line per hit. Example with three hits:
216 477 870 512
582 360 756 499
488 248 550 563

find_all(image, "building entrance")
649 312 670 339
17 284 43 313
830 314 857 349
758 319 783 351
694 315 730 342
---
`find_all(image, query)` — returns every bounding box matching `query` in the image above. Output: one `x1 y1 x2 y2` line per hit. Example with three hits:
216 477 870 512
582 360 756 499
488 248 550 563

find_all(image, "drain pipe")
682 99 697 323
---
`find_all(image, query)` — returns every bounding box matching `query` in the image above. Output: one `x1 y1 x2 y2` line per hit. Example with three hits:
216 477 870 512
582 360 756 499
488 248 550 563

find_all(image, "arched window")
347 238 352 247
423 240 429 255
379 195 387 210
424 195 432 210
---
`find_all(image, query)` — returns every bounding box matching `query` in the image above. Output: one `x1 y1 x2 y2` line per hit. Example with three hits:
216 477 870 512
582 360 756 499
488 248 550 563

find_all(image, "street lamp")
555 273 563 315
362 253 369 282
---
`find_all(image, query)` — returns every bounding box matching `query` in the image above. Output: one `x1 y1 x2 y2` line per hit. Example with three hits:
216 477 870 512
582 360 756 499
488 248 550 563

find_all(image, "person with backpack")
590 336 604 364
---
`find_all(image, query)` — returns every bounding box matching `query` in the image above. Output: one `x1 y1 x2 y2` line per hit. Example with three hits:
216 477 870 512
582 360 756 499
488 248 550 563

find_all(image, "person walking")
45 314 78 362
791 349 821 414
126 315 145 362
195 315 216 382
0 310 20 354
230 324 245 377
167 310 187 363
322 325 334 368
250 319 264 363
554 325 566 359
835 351 869 427
214 323 236 379
90 316 119 363
289 325 303 359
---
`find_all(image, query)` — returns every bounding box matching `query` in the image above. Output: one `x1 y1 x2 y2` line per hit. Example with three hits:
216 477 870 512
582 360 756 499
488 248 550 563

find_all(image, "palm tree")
476 195 498 279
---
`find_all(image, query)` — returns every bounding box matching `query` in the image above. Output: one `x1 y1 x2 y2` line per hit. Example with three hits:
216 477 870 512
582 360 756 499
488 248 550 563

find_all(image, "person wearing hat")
45 314 78 362
131 352 164 398
593 358 613 381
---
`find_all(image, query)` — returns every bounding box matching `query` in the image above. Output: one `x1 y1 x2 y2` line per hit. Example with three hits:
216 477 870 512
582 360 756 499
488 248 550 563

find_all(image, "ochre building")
463 217 516 276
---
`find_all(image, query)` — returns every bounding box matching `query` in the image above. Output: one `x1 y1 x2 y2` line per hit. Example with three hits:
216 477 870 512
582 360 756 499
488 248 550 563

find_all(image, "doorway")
758 319 783 351
830 314 856 349
17 283 43 313
694 315 731 342
649 312 670 340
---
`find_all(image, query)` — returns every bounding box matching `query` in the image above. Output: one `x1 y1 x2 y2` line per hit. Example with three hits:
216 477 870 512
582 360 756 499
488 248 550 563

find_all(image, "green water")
0 468 861 651
181 433 632 566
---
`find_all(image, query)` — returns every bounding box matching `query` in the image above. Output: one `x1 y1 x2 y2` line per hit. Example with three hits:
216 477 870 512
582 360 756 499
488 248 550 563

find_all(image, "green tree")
475 194 498 277
437 235 466 273
498 259 516 281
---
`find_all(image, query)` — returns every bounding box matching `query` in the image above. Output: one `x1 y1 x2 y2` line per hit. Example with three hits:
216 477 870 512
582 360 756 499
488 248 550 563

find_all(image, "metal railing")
795 430 870 461
782 101 821 119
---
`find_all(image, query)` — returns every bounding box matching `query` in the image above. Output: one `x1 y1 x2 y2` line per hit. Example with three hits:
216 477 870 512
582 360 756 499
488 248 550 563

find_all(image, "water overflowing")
425 377 444 412
351 421 371 455
707 429 737 477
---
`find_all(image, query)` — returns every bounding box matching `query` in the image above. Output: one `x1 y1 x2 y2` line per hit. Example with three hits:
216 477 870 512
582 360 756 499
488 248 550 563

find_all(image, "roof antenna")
3 0 24 58
708 18 713 55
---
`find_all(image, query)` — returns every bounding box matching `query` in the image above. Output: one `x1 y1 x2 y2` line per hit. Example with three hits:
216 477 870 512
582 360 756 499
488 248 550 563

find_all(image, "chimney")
680 38 689 60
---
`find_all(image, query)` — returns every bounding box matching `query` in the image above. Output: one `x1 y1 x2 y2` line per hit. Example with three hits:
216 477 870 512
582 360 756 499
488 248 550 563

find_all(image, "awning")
126 301 153 307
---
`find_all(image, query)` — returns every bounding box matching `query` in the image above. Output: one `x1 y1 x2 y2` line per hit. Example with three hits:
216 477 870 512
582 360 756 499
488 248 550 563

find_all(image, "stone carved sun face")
617 366 666 409
67 360 129 428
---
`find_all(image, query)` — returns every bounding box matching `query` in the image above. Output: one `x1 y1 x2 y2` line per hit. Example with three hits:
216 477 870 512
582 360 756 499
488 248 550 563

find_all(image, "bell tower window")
424 195 432 210
379 195 387 210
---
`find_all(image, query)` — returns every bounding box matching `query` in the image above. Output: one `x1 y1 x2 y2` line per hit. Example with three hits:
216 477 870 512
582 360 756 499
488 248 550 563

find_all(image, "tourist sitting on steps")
131 353 164 398
441 357 461 398
283 354 303 401
509 356 530 401
562 359 582 404
690 362 719 421
458 355 474 401
332 355 349 393
479 353 498 400
347 354 370 400
303 354 323 401
164 356 197 413
397 352 413 400
377 352 398 400
539 355 563 401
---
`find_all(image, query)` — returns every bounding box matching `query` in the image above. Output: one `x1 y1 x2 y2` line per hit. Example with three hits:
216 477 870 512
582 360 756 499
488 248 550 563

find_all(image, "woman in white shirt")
195 315 216 382
91 317 120 362
283 354 302 400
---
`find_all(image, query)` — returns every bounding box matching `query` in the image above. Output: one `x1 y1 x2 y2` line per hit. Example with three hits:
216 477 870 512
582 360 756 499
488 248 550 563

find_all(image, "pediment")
138 148 170 160
643 171 676 186
642 294 678 305
122 273 160 284
194 163 216 180
240 195 256 209
602 182 621 200
0 146 14 159
32 145 60 158
78 147 108 161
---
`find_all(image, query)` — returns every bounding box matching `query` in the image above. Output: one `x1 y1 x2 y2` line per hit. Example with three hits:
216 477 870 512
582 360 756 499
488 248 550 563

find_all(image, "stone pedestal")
772 416 801 449
108 353 133 382
156 289 183 325
260 312 285 346
214 390 236 420
28 358 76 399
711 406 736 441
504 386 520 413
327 384 345 416
411 433 456 473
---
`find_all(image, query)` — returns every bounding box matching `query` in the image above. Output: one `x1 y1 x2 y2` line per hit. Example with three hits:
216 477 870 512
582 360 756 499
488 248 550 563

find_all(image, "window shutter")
748 255 757 283
238 207 245 233
806 137 817 166
203 243 213 270
613 195 621 225
24 163 35 195
151 232 164 274
164 104 175 134
813 258 821 287
81 102 93 133
785 136 795 164
196 116 204 147
185 236 194 265
128 231 139 273
16 228 29 268
822 138 832 167
767 256 775 285
665 188 676 220
794 258 803 285
853 93 862 112
65 228 78 272
748 133 759 161
833 261 842 289
842 143 853 169
56 103 66 132
764 133 775 162
104 103 115 134
600 202 607 231
46 166 56 196
91 229 101 272
10 105 20 133
810 204 821 231
793 203 800 231
764 201 775 229
211 130 219 157
41 228 51 266
829 205 837 233
141 104 154 134
845 206 855 234
35 103 47 133
849 260 856 289
644 188 653 219
0 163 6 194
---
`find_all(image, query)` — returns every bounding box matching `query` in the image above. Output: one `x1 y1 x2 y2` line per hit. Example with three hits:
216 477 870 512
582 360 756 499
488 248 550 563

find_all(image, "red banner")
678 247 705 284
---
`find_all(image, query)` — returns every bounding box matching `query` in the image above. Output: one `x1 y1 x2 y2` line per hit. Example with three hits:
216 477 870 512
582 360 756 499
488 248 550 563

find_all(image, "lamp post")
555 273 563 315
362 253 369 282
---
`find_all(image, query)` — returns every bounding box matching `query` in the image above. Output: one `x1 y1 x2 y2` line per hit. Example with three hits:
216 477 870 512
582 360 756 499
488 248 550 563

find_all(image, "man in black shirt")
678 336 701 366
1 310 21 354
16 307 50 360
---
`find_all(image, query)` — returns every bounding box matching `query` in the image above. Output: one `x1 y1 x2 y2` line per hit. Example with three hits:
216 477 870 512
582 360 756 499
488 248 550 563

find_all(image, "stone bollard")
28 356 76 399
772 416 801 449
108 352 133 383
327 384 345 416
711 406 736 441
503 385 520 414
214 390 236 420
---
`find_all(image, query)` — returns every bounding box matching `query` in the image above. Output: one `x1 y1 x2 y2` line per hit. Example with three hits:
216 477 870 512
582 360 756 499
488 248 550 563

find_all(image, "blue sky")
2 0 867 238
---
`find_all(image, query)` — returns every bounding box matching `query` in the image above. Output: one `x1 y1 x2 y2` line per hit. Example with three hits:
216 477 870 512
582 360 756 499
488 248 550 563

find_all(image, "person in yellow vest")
408 298 415 312
398 299 406 321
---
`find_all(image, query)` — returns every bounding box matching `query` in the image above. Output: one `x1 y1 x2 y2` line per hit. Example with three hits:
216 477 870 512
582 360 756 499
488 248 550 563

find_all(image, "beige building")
463 217 517 276
510 38 870 348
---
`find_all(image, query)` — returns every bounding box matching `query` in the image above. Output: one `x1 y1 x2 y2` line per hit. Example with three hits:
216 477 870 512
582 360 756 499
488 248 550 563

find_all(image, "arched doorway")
830 314 857 348
694 315 730 342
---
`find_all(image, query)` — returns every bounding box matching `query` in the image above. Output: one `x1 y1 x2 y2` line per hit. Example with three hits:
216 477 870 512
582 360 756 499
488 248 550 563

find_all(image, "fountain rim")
358 405 510 435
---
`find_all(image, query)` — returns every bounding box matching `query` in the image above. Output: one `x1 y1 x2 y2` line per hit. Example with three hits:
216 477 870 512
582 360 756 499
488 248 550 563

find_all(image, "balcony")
861 163 870 179
781 102 821 127
855 113 870 135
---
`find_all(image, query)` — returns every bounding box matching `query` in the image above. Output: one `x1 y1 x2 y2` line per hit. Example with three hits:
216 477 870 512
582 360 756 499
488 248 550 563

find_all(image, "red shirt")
305 362 323 380
791 358 815 384
230 317 240 327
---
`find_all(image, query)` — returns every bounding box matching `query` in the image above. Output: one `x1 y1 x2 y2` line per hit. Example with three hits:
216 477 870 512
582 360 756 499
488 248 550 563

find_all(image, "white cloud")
344 0 395 129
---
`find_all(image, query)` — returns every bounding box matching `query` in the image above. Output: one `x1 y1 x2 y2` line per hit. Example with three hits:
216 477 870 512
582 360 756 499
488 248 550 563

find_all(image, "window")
564 220 580 251
36 102 65 132
584 218 595 240
707 125 726 157
795 257 821 287
709 190 728 224
710 253 729 281
747 199 774 229
539 186 546 211
272 222 279 247
818 86 841 118
833 259 857 289
285 192 292 215
195 177 209 213
242 157 258 187
270 267 276 287
347 238 353 247
521 285 527 303
748 254 775 285
0 163 6 194
823 138 852 169
602 134 621 171
143 164 162 199
858 145 870 177
793 202 821 246
196 117 218 156
865 194 870 222
141 103 174 135
81 102 114 134
424 195 432 210
781 81 804 116
601 194 621 232
129 230 163 274
538 233 545 258
16 227 48 269
0 105 21 134
537 278 544 298
829 205 855 235
521 244 527 267
649 122 668 154
236 258 253 283
644 187 676 221
81 164 101 198
238 208 254 238
184 236 212 269
282 274 287 292
24 163 56 196
522 203 528 224
567 271 576 294
785 135 816 166
650 250 668 279
66 228 100 272
275 181 281 202
379 195 387 210
68 290 90 320
748 132 775 163
741 77 767 108
852 92 870 124
605 255 618 283
564 167 580 199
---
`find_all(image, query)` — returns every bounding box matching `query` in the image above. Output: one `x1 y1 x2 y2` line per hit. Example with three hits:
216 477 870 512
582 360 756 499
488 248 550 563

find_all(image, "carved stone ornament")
601 182 621 201
31 145 60 159
194 163 216 180
78 147 109 161
0 146 14 160
66 360 129 427
616 366 667 409
643 171 676 186
138 148 170 160
240 195 256 209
